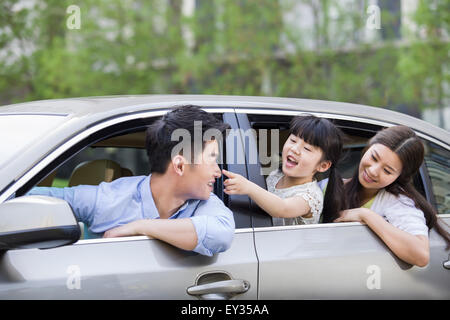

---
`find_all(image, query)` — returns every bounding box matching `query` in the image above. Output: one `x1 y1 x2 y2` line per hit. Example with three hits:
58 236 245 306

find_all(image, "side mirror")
0 196 81 250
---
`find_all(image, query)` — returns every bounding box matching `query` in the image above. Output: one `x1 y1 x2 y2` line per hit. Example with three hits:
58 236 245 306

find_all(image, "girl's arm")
222 169 311 218
335 208 429 267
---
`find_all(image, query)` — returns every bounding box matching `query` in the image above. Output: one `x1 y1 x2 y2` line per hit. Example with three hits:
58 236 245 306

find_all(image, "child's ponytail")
322 164 346 223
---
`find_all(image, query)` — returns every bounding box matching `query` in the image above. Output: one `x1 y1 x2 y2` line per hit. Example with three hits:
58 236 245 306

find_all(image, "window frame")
4 108 254 248
236 109 442 230
422 140 450 215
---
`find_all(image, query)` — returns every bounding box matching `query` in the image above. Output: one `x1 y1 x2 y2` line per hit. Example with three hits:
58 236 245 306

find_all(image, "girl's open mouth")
286 155 298 168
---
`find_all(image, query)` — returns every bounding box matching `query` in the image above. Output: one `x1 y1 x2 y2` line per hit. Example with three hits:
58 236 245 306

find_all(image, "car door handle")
444 259 450 270
187 279 250 297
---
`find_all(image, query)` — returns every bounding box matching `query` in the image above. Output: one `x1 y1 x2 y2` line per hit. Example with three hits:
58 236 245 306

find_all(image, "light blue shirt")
27 175 235 256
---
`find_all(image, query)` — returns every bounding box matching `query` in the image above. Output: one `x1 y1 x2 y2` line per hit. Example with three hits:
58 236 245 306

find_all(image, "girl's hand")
222 169 252 195
334 208 369 224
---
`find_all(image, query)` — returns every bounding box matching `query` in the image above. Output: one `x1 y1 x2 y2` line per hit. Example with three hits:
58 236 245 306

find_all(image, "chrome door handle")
444 259 450 270
187 279 250 299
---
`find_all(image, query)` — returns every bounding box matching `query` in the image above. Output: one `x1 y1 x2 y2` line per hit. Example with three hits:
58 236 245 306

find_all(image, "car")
0 95 449 299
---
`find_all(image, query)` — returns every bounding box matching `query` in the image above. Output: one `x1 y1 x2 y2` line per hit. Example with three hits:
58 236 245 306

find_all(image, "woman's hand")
334 208 370 224
222 169 253 195
336 207 430 267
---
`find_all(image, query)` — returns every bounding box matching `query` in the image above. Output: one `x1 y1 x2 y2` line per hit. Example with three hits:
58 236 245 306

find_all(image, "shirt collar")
139 175 159 219
140 174 195 219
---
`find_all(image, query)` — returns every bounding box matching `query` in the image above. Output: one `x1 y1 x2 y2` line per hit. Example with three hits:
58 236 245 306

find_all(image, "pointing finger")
222 169 236 178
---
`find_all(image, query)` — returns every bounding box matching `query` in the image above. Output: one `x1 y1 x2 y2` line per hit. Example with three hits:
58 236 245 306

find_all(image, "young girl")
222 115 345 225
334 125 450 267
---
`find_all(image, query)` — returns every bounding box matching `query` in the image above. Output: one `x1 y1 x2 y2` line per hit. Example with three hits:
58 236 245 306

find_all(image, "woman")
330 125 450 267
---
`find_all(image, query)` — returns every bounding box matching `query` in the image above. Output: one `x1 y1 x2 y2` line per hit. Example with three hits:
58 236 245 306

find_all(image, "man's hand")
103 218 198 252
103 220 141 238
222 169 253 195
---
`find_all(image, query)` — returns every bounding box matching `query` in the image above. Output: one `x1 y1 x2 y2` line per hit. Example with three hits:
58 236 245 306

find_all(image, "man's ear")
172 155 187 176
316 160 332 173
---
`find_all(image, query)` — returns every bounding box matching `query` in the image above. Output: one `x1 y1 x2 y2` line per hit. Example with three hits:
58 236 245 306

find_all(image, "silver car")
0 95 449 299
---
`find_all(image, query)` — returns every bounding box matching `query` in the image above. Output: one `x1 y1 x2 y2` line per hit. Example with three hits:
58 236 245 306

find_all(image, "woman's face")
358 143 403 191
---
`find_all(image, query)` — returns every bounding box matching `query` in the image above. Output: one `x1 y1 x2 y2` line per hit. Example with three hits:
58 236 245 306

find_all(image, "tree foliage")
0 0 448 122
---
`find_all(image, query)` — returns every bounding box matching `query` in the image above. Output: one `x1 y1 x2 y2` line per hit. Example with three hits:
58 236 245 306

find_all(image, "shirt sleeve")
26 186 99 225
381 193 429 237
189 193 235 256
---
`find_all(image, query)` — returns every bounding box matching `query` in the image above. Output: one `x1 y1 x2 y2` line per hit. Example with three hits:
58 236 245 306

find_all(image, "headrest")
68 159 124 187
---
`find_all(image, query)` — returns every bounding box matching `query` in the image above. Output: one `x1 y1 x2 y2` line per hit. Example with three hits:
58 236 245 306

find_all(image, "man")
28 106 234 256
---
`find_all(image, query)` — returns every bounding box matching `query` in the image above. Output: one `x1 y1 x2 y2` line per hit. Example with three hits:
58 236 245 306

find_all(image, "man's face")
183 140 222 200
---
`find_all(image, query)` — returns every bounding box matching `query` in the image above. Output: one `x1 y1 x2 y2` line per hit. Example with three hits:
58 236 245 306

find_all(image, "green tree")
0 0 448 130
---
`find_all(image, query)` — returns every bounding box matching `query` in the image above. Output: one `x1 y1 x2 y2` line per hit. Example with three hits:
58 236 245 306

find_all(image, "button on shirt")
27 175 235 256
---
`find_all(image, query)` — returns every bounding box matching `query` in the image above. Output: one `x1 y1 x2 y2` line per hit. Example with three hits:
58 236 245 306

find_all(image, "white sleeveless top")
266 170 323 225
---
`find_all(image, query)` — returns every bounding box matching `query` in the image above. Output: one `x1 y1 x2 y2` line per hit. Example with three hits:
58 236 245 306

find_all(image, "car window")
245 113 380 227
17 111 252 239
39 131 150 188
423 141 450 215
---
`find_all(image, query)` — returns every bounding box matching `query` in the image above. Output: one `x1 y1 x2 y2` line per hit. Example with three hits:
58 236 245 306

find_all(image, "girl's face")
358 143 403 191
281 134 328 181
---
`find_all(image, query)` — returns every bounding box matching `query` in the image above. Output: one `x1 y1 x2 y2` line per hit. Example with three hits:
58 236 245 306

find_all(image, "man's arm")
104 194 235 256
103 218 198 251
26 186 98 224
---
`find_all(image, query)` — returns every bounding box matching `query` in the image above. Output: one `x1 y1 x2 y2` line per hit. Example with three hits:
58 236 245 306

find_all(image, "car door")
236 109 450 299
0 109 258 299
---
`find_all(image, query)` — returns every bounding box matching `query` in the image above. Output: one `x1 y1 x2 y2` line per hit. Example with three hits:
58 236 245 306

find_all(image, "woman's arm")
335 208 429 267
222 169 311 218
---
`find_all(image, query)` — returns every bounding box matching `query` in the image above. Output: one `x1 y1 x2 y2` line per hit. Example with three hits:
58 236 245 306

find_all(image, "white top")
266 170 323 225
317 178 429 237
371 189 428 237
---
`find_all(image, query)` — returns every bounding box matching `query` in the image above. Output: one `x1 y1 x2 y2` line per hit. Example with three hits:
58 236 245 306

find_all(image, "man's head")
146 105 229 172
146 105 230 199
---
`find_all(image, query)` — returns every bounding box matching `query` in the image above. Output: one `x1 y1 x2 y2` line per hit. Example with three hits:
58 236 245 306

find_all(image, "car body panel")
0 231 257 299
254 218 450 299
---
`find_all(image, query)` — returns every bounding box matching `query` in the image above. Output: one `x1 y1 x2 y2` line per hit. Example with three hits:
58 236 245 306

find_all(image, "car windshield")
0 114 67 169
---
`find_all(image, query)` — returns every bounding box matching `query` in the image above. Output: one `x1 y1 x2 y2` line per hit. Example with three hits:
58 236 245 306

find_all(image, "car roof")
1 94 448 143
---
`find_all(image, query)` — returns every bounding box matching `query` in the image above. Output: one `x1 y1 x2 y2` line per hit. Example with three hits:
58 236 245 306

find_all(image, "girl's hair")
344 125 450 246
289 115 346 223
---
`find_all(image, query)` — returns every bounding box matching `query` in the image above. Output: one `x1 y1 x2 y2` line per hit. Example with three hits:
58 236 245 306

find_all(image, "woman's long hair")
344 125 450 246
289 116 346 223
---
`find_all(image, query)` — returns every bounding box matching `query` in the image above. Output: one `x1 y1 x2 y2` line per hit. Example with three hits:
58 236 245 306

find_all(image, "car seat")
68 159 131 187
68 159 134 239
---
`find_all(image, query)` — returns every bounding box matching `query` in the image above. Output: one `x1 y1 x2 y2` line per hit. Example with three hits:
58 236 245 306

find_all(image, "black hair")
145 105 230 174
289 115 346 223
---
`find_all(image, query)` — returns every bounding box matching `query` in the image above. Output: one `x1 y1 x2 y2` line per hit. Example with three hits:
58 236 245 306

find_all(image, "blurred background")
1 0 449 130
